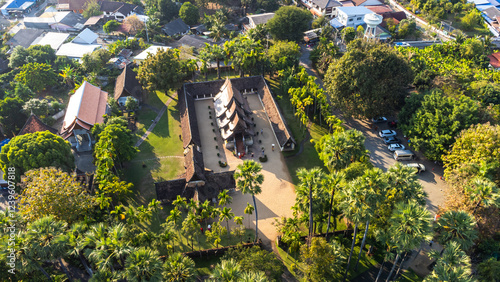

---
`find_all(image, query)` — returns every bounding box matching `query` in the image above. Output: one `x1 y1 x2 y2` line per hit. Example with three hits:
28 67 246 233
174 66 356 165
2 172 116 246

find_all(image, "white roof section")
337 6 373 16
24 11 70 23
134 45 171 61
72 28 98 44
63 82 85 128
56 43 100 58
32 32 70 50
468 0 490 4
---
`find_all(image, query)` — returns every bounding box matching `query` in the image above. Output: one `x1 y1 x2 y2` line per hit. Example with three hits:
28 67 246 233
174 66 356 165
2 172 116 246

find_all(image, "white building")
133 45 171 62
335 6 373 27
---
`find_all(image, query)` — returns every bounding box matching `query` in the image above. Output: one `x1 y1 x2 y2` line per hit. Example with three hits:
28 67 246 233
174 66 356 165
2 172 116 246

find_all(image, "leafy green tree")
477 257 500 282
26 45 56 64
220 206 234 237
315 129 368 172
224 35 264 77
210 259 242 281
324 39 413 118
157 0 179 23
22 98 50 117
0 131 75 183
103 20 121 34
94 122 138 163
341 27 356 43
14 62 56 92
179 2 199 26
162 253 196 281
234 160 264 242
267 6 312 42
123 247 163 281
312 15 328 29
461 9 483 31
398 19 419 39
137 48 183 92
19 167 95 223
222 246 284 281
267 40 301 72
300 237 346 282
434 210 478 252
125 96 139 112
0 97 27 136
8 45 28 68
81 49 112 73
255 0 279 11
400 90 480 161
309 37 340 74
83 0 102 18
9 83 35 101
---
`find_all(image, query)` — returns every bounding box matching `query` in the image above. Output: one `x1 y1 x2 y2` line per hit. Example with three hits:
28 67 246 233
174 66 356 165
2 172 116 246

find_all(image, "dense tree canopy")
81 49 112 73
300 237 346 281
315 129 368 172
324 39 413 118
19 167 96 223
14 62 56 92
0 131 75 183
0 97 27 137
267 6 312 42
103 20 121 34
267 40 301 72
82 0 101 18
399 90 480 161
137 48 184 92
179 2 199 26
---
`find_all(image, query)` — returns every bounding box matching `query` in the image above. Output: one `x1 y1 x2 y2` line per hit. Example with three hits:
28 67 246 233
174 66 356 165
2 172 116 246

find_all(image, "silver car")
388 143 405 152
379 130 397 138
405 163 426 173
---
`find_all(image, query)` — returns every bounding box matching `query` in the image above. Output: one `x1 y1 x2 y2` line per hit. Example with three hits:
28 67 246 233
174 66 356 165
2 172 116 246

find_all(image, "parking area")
344 118 446 214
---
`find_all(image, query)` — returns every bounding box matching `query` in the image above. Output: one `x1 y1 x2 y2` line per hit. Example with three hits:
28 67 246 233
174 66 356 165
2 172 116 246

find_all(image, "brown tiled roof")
382 11 407 22
489 52 500 68
179 86 202 148
195 171 236 202
68 0 91 11
18 114 58 136
114 65 143 101
366 5 392 14
184 145 205 182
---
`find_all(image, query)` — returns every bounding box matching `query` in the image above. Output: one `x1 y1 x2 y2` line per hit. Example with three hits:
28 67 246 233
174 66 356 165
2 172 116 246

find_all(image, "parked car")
388 143 405 152
372 117 387 123
405 163 426 173
384 136 401 144
395 42 410 47
379 130 397 138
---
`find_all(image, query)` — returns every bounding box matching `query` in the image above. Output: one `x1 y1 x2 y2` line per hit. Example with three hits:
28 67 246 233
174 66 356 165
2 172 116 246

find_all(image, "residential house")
162 18 190 37
332 6 373 27
18 114 59 136
72 28 99 44
30 32 70 51
1 0 35 16
60 81 108 152
173 34 213 50
245 13 275 30
57 0 91 13
114 65 143 106
133 45 171 62
56 43 100 59
6 29 44 48
352 0 383 6
23 11 86 31
100 0 144 21
303 0 342 18
190 24 207 35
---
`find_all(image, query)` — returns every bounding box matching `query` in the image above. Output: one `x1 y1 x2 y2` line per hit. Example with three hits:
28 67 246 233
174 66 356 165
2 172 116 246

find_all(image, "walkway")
134 94 177 147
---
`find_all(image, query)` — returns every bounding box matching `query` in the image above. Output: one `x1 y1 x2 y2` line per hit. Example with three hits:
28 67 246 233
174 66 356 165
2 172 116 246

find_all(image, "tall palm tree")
296 167 329 243
167 207 183 245
234 160 264 242
384 201 433 282
210 259 242 281
425 242 473 282
58 222 93 277
25 216 72 281
244 203 254 228
162 253 196 282
240 270 269 282
434 210 478 252
148 199 163 225
218 190 233 206
159 221 178 253
182 212 200 251
123 247 163 282
316 129 369 172
200 43 226 79
465 177 499 215
172 195 187 211
220 207 235 238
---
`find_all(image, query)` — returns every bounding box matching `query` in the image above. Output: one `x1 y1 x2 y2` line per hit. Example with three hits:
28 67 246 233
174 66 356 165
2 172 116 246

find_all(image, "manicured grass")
265 75 328 184
194 70 240 82
397 268 424 282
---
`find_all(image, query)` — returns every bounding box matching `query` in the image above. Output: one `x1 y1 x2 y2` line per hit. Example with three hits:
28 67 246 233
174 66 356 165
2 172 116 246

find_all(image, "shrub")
219 160 227 167
259 155 268 162
213 129 215 132
217 153 220 157
216 145 218 149
214 137 217 141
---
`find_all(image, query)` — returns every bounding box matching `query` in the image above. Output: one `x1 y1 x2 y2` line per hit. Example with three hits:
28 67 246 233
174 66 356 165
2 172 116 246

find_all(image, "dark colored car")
384 136 401 144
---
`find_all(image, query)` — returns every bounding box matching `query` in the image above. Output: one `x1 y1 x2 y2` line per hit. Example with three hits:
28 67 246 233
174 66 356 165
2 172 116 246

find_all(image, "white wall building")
335 6 373 27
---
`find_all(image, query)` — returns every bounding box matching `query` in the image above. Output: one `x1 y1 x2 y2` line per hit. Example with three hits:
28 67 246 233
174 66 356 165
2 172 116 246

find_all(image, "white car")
388 143 405 152
379 130 397 138
405 163 426 173
371 117 387 123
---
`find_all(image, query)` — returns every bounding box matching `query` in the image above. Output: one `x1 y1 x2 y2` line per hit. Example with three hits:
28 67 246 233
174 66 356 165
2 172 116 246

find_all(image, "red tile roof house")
489 52 500 69
60 81 108 152
18 114 58 136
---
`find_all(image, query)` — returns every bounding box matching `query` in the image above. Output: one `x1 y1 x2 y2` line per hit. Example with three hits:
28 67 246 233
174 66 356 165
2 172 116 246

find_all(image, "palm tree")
296 167 329 242
58 222 93 277
210 259 242 281
148 199 163 225
162 253 196 282
59 65 77 87
316 129 369 172
182 212 200 251
220 207 235 238
465 177 499 215
123 247 163 282
25 216 72 281
384 201 433 282
167 207 183 245
159 221 178 253
244 203 254 228
425 242 473 282
200 43 226 79
234 160 264 242
240 270 269 282
172 195 187 211
434 210 478 252
218 190 233 206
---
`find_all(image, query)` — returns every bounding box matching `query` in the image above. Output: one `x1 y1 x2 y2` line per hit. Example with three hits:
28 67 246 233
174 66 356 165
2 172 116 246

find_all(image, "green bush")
259 155 268 162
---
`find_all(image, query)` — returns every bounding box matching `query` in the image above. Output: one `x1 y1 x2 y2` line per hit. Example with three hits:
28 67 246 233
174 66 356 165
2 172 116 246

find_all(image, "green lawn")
265 75 328 184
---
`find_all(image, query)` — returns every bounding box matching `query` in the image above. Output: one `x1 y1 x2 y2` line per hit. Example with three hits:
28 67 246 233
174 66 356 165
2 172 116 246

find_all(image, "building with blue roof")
1 0 35 16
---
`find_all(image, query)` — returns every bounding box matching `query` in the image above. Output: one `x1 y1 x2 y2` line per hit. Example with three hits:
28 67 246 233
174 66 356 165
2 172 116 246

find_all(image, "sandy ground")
194 94 296 248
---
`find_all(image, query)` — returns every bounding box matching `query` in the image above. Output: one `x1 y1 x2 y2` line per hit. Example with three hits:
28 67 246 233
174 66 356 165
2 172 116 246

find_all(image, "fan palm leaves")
434 210 478 251
162 253 196 282
465 177 500 214
123 247 163 282
210 259 242 282
425 242 473 282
